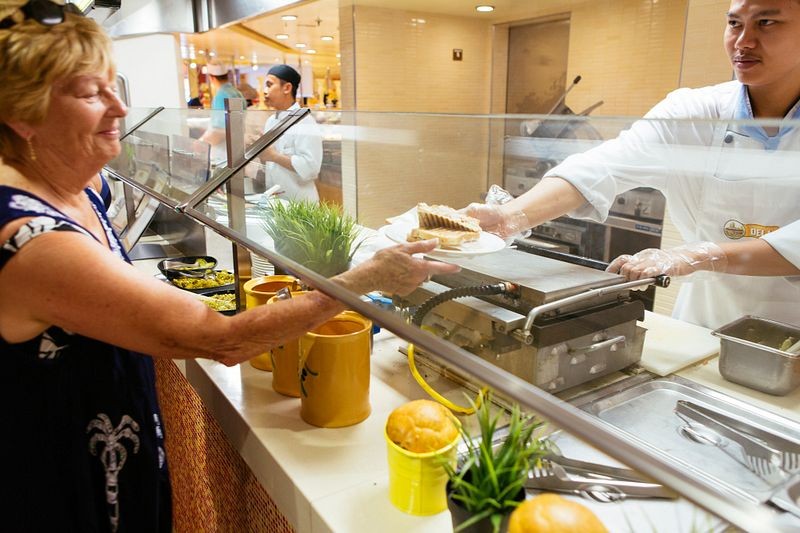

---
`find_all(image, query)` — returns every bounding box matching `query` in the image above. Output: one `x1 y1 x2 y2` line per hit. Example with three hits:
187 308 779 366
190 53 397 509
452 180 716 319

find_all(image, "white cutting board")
638 311 720 376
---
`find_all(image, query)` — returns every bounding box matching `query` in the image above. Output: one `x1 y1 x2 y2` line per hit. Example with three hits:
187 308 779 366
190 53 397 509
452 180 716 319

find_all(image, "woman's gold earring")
27 137 36 162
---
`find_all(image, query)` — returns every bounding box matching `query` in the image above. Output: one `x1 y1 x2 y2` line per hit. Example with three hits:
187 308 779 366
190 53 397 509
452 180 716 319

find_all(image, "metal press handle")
514 277 661 345
568 335 626 355
514 246 670 288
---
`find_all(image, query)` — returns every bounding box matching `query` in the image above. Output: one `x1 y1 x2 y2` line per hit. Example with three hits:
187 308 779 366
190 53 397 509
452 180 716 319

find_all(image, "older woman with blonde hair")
0 1 456 530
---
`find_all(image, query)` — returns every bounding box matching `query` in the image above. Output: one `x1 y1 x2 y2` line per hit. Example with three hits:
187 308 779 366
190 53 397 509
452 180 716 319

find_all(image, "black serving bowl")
157 255 217 281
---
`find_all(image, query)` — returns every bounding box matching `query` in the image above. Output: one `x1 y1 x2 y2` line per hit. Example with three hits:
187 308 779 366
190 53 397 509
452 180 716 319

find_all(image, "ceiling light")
417 18 426 24
295 43 307 48
189 62 197 69
336 53 341 58
239 55 245 60
306 49 317 54
475 4 494 12
198 50 205 55
281 14 297 21
321 35 334 41
252 64 259 71
208 51 216 57
276 33 289 40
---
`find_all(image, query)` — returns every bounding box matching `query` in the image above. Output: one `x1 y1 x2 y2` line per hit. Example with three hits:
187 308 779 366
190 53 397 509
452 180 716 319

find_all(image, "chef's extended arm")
466 176 587 238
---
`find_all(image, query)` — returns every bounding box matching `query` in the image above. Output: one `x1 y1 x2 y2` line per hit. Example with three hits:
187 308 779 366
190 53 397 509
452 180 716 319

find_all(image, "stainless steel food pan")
713 316 800 396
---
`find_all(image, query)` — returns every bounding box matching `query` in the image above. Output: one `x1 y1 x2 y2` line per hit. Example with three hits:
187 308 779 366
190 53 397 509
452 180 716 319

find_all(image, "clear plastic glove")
464 186 531 239
606 242 728 282
465 203 530 239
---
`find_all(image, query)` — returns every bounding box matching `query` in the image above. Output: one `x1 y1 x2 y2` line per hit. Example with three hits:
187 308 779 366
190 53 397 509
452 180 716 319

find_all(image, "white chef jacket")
262 103 323 202
543 81 800 329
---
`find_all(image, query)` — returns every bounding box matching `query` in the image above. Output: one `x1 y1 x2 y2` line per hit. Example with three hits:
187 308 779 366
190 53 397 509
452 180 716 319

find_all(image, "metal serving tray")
713 315 800 396
574 376 800 509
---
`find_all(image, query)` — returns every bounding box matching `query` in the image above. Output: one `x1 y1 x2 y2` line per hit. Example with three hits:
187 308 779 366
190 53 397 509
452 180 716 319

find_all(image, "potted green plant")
444 391 550 533
260 200 363 277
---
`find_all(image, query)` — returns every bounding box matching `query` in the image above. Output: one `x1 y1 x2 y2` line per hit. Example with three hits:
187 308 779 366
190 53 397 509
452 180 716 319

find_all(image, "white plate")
380 221 506 256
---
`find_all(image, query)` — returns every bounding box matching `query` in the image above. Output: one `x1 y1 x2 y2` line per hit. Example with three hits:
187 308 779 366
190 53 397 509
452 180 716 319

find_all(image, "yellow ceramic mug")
243 275 301 371
299 311 372 428
266 291 310 397
384 425 459 516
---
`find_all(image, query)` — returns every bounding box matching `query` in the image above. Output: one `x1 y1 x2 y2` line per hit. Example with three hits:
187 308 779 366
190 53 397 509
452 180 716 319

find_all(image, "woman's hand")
607 242 728 280
337 239 460 296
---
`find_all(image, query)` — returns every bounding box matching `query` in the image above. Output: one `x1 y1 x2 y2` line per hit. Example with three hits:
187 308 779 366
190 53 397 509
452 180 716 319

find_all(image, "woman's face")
32 72 127 173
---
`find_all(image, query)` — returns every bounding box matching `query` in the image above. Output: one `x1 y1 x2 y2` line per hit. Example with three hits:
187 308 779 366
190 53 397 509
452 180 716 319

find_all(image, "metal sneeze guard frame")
105 103 799 532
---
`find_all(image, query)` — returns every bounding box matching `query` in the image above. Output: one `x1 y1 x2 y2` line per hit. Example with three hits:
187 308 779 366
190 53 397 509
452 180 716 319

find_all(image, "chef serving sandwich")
466 0 800 330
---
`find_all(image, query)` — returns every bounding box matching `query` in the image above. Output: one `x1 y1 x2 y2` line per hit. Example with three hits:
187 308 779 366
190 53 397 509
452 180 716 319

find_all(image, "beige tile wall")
341 5 495 227
565 0 687 117
349 6 493 114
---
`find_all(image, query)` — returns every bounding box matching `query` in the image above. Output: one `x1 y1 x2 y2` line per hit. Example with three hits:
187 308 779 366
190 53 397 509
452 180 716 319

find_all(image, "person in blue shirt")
199 61 244 164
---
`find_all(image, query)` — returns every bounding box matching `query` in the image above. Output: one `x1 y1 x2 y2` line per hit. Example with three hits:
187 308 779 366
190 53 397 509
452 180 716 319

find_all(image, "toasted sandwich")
406 203 481 248
407 227 480 249
416 203 482 233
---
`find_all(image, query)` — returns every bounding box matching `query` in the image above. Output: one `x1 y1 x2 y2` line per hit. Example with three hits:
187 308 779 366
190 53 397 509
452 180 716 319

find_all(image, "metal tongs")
675 400 798 482
675 400 800 519
525 454 677 501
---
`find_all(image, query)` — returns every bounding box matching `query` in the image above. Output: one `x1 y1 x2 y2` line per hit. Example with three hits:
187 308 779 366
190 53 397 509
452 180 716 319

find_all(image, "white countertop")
182 328 750 533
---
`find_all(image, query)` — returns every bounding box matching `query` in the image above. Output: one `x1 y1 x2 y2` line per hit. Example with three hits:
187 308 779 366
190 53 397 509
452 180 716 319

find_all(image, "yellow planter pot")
266 291 311 397
384 427 459 516
299 311 372 428
243 275 301 372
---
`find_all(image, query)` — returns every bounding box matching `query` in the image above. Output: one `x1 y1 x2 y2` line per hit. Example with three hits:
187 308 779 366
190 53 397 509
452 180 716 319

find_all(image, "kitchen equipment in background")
395 248 653 393
712 316 800 395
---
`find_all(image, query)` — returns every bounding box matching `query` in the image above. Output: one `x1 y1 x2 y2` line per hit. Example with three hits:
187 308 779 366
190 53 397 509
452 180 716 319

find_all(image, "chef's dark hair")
268 64 301 99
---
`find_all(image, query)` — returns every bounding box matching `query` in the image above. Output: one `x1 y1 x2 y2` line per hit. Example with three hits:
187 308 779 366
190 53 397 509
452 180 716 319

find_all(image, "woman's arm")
0 231 457 365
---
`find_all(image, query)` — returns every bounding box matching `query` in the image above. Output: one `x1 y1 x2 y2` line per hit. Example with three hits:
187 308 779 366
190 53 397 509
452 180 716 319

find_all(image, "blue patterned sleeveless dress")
0 185 172 532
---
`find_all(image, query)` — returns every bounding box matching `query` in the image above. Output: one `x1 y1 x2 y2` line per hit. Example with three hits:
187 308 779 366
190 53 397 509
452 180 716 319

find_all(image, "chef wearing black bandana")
258 64 323 202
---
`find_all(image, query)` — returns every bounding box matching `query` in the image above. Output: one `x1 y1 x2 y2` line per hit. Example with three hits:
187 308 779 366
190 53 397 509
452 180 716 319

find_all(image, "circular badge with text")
723 219 745 240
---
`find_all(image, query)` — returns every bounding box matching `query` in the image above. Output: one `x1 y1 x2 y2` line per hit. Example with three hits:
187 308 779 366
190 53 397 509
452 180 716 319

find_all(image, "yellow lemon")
508 493 608 533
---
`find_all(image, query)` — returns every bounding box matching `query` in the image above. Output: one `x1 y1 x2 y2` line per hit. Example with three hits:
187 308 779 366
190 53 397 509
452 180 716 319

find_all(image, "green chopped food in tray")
202 293 236 312
779 336 797 352
171 270 235 290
